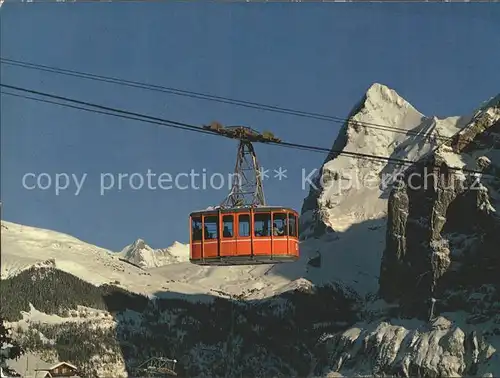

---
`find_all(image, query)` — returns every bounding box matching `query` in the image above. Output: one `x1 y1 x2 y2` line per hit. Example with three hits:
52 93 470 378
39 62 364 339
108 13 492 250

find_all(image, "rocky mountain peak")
300 82 457 238
131 238 148 250
363 82 420 116
379 94 500 313
133 238 146 245
118 238 189 268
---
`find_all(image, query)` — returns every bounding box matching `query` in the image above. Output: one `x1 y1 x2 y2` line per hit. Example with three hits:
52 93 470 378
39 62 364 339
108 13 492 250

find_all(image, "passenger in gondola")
282 219 288 235
262 223 269 236
193 224 202 240
223 226 232 237
273 222 284 236
273 223 279 236
204 225 211 239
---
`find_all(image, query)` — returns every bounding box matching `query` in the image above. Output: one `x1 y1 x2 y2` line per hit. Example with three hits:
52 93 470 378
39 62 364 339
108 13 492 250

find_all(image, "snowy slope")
0 220 212 300
150 259 299 300
0 220 307 301
116 237 304 299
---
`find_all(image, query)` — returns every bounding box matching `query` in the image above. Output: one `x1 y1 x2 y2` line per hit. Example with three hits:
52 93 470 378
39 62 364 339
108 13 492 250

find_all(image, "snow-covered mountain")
294 83 473 296
0 221 203 299
2 82 499 377
301 82 470 236
117 238 189 268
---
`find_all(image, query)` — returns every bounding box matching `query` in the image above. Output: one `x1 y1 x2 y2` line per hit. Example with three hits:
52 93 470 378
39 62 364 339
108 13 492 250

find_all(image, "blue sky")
1 3 499 251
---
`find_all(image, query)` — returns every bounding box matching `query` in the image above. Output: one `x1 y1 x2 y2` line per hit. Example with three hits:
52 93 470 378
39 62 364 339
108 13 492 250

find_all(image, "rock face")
379 96 500 311
316 315 499 377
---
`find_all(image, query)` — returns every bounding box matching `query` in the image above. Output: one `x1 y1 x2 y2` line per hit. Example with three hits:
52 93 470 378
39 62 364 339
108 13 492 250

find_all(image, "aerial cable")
0 83 214 136
0 83 426 166
0 85 489 177
0 88 399 166
0 57 453 143
0 84 493 178
0 90 218 138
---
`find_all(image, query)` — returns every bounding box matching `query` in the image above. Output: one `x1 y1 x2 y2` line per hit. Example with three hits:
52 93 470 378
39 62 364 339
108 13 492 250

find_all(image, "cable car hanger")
202 121 280 209
189 121 300 266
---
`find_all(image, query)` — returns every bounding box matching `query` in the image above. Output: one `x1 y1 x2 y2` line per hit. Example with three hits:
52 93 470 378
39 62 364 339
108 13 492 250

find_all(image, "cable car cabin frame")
189 206 299 265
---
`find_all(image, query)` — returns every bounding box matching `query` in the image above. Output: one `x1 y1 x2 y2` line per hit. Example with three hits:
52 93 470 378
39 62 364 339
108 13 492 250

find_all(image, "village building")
33 362 80 377
4 355 80 378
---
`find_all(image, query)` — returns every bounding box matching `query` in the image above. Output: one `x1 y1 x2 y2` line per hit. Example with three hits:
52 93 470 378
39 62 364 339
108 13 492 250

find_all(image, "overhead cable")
1 83 491 178
0 57 453 143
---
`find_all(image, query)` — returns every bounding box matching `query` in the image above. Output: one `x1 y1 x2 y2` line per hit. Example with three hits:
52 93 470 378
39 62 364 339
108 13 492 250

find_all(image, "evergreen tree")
0 317 24 361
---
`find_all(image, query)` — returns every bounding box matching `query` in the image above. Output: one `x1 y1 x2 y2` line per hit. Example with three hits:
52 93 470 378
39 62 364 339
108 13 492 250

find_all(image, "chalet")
34 362 80 378
5 355 80 378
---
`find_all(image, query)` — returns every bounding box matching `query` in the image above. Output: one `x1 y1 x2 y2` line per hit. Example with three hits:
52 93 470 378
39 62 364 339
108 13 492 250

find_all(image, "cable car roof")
190 205 299 217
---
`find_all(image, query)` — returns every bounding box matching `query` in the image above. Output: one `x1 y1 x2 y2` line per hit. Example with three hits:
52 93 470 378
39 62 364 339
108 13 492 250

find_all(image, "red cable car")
189 123 300 265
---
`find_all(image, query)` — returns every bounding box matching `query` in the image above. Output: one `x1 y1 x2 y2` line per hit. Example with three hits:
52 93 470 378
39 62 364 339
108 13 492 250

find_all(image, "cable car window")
288 213 297 237
272 213 287 236
191 217 202 241
222 215 233 238
238 214 250 237
254 213 271 237
203 216 218 239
